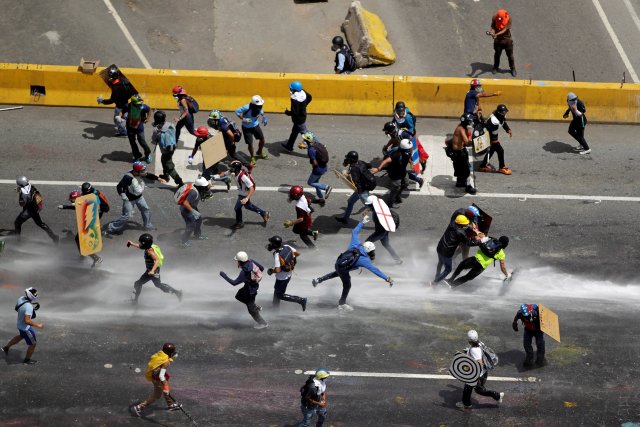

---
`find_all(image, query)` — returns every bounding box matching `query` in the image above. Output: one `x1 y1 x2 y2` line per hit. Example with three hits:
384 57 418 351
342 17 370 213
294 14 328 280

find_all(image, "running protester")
2 287 43 365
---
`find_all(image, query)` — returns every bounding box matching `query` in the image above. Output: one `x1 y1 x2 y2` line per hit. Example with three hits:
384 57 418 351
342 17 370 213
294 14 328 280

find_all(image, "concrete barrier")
0 63 638 123
342 1 396 67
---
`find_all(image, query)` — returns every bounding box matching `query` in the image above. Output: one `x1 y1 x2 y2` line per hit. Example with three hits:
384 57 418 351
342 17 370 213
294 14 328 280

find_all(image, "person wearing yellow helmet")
299 368 330 426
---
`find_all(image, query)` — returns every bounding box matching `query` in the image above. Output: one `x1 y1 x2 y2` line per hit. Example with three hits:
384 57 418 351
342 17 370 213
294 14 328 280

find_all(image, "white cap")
234 251 249 262
251 95 264 106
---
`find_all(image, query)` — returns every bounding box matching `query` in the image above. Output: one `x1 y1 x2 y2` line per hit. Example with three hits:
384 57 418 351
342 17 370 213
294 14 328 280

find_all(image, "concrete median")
341 1 396 67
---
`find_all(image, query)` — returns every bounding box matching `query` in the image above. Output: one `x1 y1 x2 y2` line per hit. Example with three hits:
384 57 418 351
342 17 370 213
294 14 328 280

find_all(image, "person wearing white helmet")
235 95 269 165
457 330 504 410
311 215 393 311
370 138 412 208
563 92 590 154
14 176 59 244
299 368 330 426
2 287 44 365
176 178 209 248
220 251 268 328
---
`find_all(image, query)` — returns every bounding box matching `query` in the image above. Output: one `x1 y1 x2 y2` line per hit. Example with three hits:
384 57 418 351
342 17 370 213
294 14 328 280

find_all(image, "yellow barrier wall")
0 63 638 123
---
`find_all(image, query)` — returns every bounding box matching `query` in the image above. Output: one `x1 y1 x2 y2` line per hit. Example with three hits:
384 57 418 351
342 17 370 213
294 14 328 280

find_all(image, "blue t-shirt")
464 91 478 115
16 296 34 331
235 104 263 128
307 145 327 175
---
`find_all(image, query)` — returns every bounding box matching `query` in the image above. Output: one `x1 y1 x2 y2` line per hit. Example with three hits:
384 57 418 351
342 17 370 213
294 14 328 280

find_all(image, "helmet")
289 185 304 200
315 368 330 380
365 195 378 205
470 78 481 88
194 126 209 138
332 35 344 46
520 303 531 317
132 161 146 173
172 85 186 96
289 81 303 92
81 182 93 195
400 139 413 150
302 131 315 143
383 121 397 134
153 110 166 126
496 104 509 115
251 95 264 106
362 241 376 253
107 66 120 79
460 113 474 126
16 176 29 187
209 110 221 120
234 251 249 262
25 287 38 301
229 160 243 174
268 235 283 250
130 94 143 105
465 205 480 218
344 150 359 164
455 214 470 226
194 176 209 187
162 342 177 357
467 330 479 342
498 236 510 249
138 233 153 249
68 190 81 202
395 101 406 112
567 92 578 102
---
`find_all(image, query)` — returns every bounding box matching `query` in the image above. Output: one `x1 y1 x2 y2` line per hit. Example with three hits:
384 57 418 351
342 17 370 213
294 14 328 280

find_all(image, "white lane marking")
591 0 639 83
103 0 152 69
623 0 640 35
299 370 538 383
0 180 638 202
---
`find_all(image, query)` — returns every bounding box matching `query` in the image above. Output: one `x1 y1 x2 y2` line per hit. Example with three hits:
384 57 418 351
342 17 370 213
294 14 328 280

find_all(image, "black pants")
568 119 589 150
315 270 351 305
273 277 305 307
493 39 515 70
366 230 401 262
523 329 546 361
451 150 470 186
385 178 403 207
285 122 307 150
133 270 178 301
126 127 151 160
450 257 485 286
161 148 183 185
14 208 58 242
293 225 316 248
235 287 267 325
175 113 195 144
480 142 505 169
462 373 500 407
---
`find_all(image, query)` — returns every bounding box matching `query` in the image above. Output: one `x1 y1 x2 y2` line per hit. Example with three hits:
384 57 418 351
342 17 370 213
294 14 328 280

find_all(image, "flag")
410 137 421 174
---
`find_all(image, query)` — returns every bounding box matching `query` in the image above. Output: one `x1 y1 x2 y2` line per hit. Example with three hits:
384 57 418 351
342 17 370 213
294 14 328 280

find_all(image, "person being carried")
284 186 319 248
312 216 393 311
132 343 182 416
513 303 546 368
445 235 511 287
2 287 43 365
266 235 307 311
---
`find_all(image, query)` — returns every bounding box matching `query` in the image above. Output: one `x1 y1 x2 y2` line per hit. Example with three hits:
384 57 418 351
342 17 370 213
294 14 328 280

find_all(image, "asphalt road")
0 107 639 426
1 1 639 82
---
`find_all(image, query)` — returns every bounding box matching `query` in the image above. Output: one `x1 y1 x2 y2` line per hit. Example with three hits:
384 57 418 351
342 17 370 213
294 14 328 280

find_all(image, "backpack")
314 142 329 166
185 95 199 114
151 244 164 267
229 121 242 142
158 125 177 150
480 238 502 258
15 300 39 319
357 162 377 192
444 136 454 159
31 187 43 211
250 261 263 283
342 45 357 72
96 191 110 213
174 183 194 205
481 343 499 370
300 375 320 406
336 248 361 271
278 245 297 272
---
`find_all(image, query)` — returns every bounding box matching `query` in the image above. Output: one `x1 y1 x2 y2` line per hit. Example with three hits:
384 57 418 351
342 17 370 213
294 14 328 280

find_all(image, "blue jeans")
108 197 152 233
307 172 328 200
176 113 195 143
286 122 308 150
298 405 326 427
341 191 369 220
434 252 453 282
234 196 266 224
114 107 127 135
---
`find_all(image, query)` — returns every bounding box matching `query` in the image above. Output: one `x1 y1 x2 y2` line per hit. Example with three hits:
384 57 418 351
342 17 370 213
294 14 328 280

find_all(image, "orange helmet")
172 85 186 96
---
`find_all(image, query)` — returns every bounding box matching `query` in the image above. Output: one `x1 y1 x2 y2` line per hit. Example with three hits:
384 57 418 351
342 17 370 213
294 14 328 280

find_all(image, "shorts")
19 328 36 345
242 125 264 145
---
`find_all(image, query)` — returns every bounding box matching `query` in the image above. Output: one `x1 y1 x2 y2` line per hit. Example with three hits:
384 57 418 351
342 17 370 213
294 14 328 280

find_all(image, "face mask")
368 250 376 260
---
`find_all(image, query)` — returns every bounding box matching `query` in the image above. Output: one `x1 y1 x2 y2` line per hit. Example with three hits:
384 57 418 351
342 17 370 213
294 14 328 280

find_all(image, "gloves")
362 215 370 224
191 210 201 220
262 117 268 126
187 156 193 165
283 220 294 228
512 321 519 332
505 272 512 280
298 142 308 149
97 95 103 104
386 277 394 287
219 271 226 278
120 193 128 201
267 268 274 275
284 109 291 116
57 204 64 209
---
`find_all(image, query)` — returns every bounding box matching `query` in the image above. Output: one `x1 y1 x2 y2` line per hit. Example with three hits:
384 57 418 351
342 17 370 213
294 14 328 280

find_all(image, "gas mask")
368 250 376 260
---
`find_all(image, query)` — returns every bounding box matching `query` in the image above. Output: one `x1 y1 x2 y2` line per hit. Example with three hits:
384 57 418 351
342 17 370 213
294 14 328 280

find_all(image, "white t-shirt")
295 195 311 213
235 173 254 197
467 345 486 375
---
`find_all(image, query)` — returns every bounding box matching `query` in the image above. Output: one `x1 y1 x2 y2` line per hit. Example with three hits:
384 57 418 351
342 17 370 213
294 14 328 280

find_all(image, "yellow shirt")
144 351 173 382
475 248 505 269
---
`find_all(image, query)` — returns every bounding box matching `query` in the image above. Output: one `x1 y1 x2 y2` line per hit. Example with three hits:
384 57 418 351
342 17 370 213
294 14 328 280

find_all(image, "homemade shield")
539 304 561 342
449 353 482 386
200 132 228 169
75 194 102 256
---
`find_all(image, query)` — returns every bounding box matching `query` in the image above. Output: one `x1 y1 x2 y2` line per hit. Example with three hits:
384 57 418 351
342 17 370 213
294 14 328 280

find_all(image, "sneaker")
456 402 472 411
497 392 505 404
132 404 143 417
312 278 320 287
2 346 8 355
261 212 270 226
201 191 214 201
175 290 183 302
180 241 192 248
250 156 257 166
478 166 495 173
91 256 103 268
417 178 425 189
324 186 332 200
498 167 512 175
441 279 452 288
23 358 37 365
573 146 584 151
196 235 209 240
334 216 348 224
254 323 269 330
143 225 157 231
579 149 591 155
338 303 354 311
167 403 182 412
145 154 153 164
535 357 547 367
465 185 477 195
511 69 517 77
231 223 244 230
316 199 326 207
301 298 307 312
280 143 293 152
312 230 319 241
394 258 404 265
257 152 269 160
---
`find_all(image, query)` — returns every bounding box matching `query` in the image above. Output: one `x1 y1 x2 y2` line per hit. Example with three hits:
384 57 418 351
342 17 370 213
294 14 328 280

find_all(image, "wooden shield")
473 132 490 153
539 304 561 343
75 194 102 256
200 131 228 169
333 168 357 191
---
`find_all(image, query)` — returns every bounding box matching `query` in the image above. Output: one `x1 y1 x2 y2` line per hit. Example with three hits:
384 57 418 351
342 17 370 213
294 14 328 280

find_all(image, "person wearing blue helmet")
282 81 312 152
512 303 546 367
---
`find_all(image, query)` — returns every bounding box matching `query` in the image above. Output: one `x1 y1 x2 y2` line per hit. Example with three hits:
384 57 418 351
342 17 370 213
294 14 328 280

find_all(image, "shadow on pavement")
468 62 494 78
543 140 574 154
98 150 133 164
81 120 117 140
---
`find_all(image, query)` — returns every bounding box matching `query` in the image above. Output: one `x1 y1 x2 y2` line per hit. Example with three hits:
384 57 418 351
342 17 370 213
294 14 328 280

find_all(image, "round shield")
449 353 482 385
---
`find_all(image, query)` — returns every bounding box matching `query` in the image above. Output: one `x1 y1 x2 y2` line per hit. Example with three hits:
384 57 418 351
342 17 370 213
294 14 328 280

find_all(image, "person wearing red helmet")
58 190 103 267
464 79 501 124
171 85 197 144
284 186 319 248
189 125 231 190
